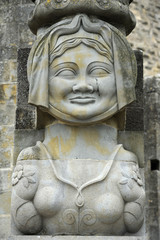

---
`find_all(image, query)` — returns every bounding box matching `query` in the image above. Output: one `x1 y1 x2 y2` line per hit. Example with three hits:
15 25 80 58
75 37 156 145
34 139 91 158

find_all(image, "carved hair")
50 38 113 65
28 14 137 115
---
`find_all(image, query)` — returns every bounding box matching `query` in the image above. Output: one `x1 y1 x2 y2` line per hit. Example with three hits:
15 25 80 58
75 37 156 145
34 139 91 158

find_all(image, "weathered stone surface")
11 6 146 236
13 129 44 165
0 1 34 239
130 50 143 109
0 59 17 83
0 191 11 214
0 126 14 168
0 0 159 239
16 48 37 129
28 15 137 125
0 169 11 192
12 123 145 235
0 104 15 125
128 0 160 77
17 48 30 106
144 75 160 240
15 105 36 130
0 83 16 105
8 236 145 240
125 50 144 131
28 0 136 35
118 131 144 168
0 216 11 240
125 108 144 131
0 46 17 61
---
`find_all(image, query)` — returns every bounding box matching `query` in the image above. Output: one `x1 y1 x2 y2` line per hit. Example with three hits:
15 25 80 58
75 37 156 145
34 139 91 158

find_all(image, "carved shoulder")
116 146 138 163
17 145 40 161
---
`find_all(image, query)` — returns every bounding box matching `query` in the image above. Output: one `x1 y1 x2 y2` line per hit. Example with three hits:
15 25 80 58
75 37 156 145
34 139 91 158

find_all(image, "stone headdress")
29 0 136 36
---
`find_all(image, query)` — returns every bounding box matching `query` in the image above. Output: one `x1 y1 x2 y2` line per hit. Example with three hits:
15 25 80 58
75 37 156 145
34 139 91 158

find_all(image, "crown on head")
29 0 136 35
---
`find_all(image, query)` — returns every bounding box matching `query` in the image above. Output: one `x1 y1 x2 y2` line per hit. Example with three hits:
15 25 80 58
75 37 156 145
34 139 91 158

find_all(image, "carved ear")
111 31 137 110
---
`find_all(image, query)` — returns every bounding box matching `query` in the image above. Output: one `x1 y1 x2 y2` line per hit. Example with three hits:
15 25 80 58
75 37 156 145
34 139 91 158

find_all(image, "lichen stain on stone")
0 192 11 214
11 85 17 104
48 136 59 159
1 142 10 148
3 151 11 160
45 0 51 5
83 130 110 155
7 171 11 182
72 108 87 117
0 84 17 104
60 128 77 156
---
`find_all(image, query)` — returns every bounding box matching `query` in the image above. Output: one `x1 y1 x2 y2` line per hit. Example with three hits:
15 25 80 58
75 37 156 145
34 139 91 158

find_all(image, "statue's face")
49 43 117 122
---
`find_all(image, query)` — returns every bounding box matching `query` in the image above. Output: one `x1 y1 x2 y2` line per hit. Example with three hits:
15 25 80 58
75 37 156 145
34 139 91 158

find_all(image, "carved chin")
47 103 118 125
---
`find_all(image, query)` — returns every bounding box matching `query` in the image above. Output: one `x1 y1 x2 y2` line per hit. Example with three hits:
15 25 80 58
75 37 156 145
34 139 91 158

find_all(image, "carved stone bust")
27 14 137 125
11 8 145 237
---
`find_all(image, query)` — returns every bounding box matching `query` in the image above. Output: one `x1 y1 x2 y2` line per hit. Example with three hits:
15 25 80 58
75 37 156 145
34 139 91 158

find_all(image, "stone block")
0 191 11 214
144 75 160 160
13 128 44 165
0 59 17 83
130 50 143 108
118 131 144 167
0 125 14 168
0 169 11 192
4 4 21 24
17 48 30 106
18 23 35 48
125 107 144 131
0 0 20 6
15 105 36 130
0 46 17 61
0 216 11 240
0 22 18 48
144 76 160 240
0 83 17 105
124 50 143 132
0 104 15 125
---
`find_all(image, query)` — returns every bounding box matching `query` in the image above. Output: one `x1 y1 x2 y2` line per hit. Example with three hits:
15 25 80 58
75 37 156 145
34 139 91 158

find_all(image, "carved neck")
43 121 118 160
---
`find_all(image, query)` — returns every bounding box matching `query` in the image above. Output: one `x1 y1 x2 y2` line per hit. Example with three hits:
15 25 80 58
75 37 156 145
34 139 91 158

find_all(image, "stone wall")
0 1 35 238
0 0 160 239
128 0 160 77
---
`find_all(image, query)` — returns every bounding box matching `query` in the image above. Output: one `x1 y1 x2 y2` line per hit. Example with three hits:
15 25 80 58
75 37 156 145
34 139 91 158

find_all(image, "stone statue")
11 1 145 236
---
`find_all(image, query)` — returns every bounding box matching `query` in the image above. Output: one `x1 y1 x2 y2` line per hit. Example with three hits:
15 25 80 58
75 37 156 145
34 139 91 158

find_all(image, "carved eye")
89 67 110 77
55 68 76 79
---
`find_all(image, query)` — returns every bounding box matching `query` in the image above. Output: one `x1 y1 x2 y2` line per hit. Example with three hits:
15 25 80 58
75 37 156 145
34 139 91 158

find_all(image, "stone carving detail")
50 0 70 9
95 0 110 9
12 165 36 188
11 2 145 237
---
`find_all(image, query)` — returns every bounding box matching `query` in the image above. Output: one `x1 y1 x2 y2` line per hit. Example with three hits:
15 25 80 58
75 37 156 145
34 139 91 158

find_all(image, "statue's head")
28 14 137 125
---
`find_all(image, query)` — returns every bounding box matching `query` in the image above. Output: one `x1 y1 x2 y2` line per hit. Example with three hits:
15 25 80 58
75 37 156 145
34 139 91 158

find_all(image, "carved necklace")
39 141 122 208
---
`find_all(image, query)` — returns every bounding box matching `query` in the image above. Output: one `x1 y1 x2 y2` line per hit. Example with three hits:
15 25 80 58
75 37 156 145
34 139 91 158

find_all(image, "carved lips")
69 96 96 104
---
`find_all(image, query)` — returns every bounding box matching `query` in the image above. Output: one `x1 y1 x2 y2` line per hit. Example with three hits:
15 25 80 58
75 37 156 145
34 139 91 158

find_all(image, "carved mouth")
69 96 96 104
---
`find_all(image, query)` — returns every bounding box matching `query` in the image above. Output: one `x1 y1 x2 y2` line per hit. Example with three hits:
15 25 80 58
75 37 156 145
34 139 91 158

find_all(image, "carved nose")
72 82 94 94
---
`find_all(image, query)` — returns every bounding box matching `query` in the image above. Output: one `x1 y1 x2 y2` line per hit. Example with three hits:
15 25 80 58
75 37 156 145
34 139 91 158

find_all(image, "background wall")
128 0 160 77
0 0 159 238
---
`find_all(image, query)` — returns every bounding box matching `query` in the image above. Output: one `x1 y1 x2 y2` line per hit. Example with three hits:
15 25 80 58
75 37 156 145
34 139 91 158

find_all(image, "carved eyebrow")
87 61 113 73
51 62 78 71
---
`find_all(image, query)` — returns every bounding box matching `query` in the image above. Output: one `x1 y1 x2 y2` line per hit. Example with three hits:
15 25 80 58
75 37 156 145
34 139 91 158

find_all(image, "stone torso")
34 143 125 235
11 125 145 235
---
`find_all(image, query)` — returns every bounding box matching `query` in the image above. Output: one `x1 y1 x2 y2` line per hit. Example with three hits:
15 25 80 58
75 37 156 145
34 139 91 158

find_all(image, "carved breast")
32 159 125 235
